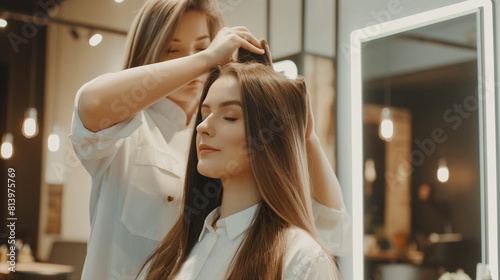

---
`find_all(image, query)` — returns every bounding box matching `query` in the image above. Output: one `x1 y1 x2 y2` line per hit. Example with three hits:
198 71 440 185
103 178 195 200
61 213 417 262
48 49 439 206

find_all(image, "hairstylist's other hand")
205 26 264 65
305 90 317 140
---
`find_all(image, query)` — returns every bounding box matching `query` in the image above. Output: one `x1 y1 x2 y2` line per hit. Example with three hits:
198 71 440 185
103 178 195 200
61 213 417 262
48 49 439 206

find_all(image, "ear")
237 39 273 66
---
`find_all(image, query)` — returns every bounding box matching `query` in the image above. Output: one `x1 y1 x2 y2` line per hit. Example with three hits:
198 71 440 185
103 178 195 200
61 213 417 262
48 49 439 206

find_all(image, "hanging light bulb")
1 133 14 159
0 18 7 28
379 107 394 142
22 107 38 138
48 125 61 152
89 33 103 46
437 158 449 183
364 158 377 183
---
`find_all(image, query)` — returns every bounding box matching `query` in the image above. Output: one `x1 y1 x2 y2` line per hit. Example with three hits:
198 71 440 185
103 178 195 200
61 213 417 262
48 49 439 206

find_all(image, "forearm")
79 51 215 132
306 134 343 210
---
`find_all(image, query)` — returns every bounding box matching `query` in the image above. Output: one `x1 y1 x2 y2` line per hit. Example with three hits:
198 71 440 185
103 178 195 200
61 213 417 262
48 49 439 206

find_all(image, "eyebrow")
172 35 210 42
201 100 242 109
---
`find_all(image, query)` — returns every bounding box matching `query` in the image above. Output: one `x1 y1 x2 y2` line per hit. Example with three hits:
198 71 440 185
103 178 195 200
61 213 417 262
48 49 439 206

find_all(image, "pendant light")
379 38 394 142
23 34 39 138
48 26 62 153
0 133 14 159
2 50 15 160
437 158 449 183
364 158 377 183
379 107 394 141
48 125 60 152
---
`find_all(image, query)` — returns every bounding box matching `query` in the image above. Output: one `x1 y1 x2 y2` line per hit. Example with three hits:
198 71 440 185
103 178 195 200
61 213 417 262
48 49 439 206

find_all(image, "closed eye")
167 50 179 53
224 117 237 122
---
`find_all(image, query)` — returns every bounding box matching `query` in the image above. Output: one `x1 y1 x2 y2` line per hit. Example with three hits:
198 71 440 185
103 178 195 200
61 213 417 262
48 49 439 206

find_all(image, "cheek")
226 128 247 156
224 129 250 170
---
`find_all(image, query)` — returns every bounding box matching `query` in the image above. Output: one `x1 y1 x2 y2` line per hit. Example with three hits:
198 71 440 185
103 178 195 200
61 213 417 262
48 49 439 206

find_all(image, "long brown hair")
140 42 336 279
123 0 223 69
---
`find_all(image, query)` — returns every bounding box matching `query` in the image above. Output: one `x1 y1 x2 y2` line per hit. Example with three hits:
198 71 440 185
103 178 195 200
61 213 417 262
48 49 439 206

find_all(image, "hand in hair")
237 39 272 66
205 26 265 65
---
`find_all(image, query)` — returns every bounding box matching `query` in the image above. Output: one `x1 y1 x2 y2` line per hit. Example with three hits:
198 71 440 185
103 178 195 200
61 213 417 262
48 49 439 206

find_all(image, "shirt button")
165 196 174 202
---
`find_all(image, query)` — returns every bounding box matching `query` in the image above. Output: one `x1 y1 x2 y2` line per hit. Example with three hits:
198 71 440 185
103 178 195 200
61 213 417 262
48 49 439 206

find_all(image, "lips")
198 144 220 155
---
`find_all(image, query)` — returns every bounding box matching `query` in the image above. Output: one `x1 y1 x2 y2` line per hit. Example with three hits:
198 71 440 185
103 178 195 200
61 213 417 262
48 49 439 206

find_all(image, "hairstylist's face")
162 10 210 104
196 76 251 183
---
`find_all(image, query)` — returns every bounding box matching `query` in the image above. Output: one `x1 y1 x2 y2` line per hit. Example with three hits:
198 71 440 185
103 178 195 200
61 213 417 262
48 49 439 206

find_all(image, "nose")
196 116 214 137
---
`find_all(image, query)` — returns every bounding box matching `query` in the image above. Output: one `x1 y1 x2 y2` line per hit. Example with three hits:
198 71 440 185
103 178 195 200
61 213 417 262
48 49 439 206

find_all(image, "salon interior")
0 0 499 279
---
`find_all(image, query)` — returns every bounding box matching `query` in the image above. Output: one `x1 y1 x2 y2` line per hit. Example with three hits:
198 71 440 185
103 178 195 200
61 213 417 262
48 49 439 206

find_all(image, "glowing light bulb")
437 158 449 183
48 133 60 152
1 133 14 159
379 107 394 141
89 33 103 46
364 158 377 183
115 0 124 3
22 108 38 138
0 19 7 28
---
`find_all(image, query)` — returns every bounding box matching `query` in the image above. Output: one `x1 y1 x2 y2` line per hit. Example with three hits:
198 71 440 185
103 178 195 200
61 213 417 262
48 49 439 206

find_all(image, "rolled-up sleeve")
312 198 352 256
68 74 143 177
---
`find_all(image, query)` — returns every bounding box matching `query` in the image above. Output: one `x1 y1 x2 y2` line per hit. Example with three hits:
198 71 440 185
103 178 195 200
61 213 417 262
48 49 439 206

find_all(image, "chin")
197 163 217 178
197 161 224 179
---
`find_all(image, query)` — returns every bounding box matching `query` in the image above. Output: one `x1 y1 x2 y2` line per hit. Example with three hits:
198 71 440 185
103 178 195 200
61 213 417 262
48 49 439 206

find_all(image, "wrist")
198 50 218 69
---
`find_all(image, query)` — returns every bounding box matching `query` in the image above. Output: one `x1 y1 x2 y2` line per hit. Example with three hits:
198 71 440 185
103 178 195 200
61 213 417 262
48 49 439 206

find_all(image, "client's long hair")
140 41 334 280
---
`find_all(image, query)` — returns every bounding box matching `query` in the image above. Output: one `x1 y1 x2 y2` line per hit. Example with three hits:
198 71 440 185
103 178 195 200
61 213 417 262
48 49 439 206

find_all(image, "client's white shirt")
172 204 336 280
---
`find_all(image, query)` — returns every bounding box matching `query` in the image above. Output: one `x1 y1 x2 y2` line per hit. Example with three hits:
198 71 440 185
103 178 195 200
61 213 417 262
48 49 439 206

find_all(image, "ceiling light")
89 33 103 46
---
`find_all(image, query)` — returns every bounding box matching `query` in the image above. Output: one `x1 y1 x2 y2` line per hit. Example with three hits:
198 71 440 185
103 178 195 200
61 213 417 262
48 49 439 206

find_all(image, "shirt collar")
149 97 190 126
198 204 260 242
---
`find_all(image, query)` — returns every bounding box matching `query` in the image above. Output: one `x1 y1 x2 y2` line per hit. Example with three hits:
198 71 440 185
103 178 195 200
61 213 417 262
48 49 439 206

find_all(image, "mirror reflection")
361 13 481 279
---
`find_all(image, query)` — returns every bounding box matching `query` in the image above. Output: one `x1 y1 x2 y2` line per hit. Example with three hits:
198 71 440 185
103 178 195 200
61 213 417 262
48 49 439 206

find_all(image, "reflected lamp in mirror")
379 107 394 141
364 158 377 183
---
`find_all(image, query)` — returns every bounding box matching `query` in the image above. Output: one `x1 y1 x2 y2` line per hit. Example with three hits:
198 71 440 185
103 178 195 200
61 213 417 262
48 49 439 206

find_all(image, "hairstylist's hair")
139 41 336 280
123 0 223 69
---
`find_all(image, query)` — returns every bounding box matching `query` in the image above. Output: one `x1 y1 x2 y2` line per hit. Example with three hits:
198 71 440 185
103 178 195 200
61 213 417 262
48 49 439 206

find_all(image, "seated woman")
138 42 340 280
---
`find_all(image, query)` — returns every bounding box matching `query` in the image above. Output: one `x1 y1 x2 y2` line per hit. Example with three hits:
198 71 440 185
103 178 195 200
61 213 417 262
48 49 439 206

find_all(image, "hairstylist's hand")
205 26 264 65
305 90 317 140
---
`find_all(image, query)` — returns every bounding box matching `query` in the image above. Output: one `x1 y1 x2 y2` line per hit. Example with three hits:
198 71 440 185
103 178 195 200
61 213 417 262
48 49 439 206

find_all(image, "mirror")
350 1 497 279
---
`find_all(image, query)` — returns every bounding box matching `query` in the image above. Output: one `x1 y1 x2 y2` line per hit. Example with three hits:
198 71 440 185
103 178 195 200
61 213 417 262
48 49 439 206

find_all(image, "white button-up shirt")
70 74 351 280
170 204 337 280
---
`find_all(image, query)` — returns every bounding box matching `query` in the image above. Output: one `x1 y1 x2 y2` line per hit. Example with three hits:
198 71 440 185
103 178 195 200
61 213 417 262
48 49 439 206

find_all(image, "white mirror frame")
350 0 497 279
